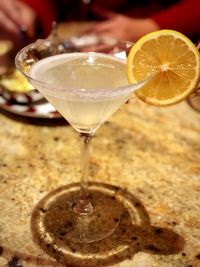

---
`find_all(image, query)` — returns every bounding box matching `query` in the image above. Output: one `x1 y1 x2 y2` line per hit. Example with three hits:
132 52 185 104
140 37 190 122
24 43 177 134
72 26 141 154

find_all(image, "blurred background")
1 0 200 52
0 0 199 110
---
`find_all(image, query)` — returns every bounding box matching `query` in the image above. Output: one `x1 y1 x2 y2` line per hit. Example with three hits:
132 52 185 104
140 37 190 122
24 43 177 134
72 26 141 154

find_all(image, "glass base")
31 182 149 265
32 183 124 244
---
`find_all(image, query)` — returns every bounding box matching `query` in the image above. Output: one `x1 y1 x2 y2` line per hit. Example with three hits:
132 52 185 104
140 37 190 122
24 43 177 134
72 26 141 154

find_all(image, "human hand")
0 0 36 44
90 14 160 42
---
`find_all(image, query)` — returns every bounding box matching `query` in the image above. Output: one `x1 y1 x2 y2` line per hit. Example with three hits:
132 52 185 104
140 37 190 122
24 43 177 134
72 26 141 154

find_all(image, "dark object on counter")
8 256 23 267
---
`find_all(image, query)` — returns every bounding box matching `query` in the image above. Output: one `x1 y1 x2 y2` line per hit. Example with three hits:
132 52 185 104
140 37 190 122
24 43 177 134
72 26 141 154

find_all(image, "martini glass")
15 37 148 244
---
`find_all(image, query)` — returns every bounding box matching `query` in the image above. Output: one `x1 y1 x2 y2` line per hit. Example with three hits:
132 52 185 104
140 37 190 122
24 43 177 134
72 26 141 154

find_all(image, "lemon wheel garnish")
126 30 200 106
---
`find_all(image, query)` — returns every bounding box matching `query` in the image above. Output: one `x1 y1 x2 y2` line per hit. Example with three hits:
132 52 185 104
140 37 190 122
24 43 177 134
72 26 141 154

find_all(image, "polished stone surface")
0 97 200 266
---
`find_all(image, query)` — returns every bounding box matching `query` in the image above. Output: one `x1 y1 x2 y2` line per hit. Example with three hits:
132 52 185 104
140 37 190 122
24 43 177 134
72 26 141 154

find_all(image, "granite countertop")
0 96 200 267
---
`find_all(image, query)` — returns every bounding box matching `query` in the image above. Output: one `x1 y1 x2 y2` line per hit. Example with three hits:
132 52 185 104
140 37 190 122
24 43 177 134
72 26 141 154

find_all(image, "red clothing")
21 0 200 40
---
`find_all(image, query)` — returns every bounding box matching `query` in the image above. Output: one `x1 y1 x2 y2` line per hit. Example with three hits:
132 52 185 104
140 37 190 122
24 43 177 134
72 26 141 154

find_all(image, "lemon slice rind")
126 29 200 106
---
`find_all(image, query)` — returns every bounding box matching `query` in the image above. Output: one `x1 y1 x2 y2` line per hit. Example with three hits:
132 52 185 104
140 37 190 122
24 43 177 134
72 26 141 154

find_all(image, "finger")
82 43 117 53
91 21 115 33
15 1 36 39
0 0 24 26
15 1 35 26
93 29 125 42
0 10 20 39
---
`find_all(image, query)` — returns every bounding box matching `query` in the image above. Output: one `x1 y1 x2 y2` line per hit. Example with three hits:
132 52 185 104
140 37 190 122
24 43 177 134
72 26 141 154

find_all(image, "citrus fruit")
126 30 200 105
0 70 34 92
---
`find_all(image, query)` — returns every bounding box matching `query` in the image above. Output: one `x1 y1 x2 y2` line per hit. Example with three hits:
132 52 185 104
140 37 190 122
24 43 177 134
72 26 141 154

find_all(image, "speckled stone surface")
0 98 200 267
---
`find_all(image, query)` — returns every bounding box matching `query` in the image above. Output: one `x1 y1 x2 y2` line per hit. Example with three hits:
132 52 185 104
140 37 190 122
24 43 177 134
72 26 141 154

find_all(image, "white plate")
0 92 61 119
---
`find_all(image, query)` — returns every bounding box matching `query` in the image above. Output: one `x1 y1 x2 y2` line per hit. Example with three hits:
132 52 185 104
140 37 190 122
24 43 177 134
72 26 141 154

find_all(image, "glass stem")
74 133 94 216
